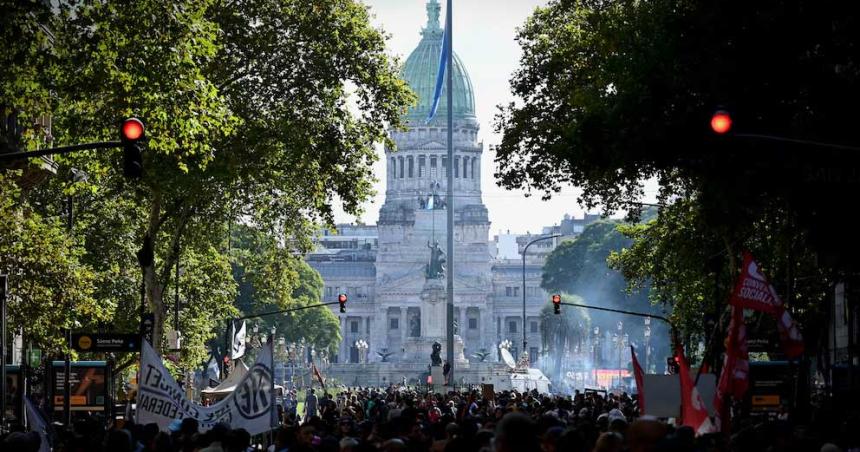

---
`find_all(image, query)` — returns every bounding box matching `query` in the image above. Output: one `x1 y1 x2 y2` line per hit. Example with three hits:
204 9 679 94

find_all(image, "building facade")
306 1 552 368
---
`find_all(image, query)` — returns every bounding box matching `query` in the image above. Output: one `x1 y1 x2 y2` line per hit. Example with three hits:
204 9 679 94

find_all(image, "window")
390 157 396 178
468 318 478 330
463 157 469 179
454 156 460 178
505 287 513 297
398 157 404 178
472 157 478 179
325 287 333 297
530 321 538 333
419 156 426 177
509 321 518 333
441 157 447 178
408 156 414 178
350 321 359 333
430 156 437 178
390 318 399 330
513 287 520 297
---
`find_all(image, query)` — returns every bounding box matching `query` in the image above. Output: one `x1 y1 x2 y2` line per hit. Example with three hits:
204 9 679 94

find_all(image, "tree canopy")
1 0 413 368
496 0 860 272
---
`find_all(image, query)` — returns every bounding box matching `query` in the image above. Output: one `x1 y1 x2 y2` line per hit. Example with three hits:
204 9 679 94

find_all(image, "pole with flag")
630 345 646 414
427 0 455 386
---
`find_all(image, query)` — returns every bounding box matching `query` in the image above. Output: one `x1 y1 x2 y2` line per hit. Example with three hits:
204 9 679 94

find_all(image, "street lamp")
521 234 560 361
354 339 368 364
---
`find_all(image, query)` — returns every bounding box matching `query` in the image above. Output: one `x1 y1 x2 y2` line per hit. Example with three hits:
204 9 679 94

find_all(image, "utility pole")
1 275 7 429
444 0 455 387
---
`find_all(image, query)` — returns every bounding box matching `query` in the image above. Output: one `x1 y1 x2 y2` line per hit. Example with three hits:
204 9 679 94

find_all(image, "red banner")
714 306 750 432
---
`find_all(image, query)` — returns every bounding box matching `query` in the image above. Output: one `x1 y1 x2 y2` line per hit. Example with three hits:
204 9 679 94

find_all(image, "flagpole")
444 0 455 387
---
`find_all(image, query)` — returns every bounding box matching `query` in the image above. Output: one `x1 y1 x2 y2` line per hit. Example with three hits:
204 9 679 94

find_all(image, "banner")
715 306 750 432
206 354 221 385
137 340 274 435
231 321 247 360
24 396 51 452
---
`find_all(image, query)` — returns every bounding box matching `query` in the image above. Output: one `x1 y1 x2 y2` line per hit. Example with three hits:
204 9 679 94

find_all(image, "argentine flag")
427 0 452 123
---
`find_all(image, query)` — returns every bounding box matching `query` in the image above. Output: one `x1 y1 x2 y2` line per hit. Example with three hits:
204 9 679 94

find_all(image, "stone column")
400 307 407 353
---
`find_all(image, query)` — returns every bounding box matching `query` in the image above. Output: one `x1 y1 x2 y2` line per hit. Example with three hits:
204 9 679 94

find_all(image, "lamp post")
521 234 560 361
644 318 651 373
354 339 368 364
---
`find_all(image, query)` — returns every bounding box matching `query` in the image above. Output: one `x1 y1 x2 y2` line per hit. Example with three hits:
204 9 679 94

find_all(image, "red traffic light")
338 294 347 303
551 294 561 304
710 110 732 134
121 118 145 141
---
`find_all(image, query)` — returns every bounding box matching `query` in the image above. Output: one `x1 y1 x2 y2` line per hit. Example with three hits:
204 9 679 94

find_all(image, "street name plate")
72 333 139 352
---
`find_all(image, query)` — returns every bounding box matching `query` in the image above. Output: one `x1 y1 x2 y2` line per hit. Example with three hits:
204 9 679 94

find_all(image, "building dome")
401 0 476 124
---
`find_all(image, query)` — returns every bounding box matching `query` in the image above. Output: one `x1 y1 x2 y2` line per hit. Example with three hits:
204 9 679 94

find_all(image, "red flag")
730 252 804 358
730 252 782 314
676 345 715 435
630 345 646 414
714 306 750 432
312 362 326 389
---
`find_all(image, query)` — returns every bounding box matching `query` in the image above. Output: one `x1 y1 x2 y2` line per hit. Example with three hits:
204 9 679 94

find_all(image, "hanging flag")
676 344 716 435
138 339 275 434
205 353 221 385
714 306 750 432
24 396 51 452
426 0 452 123
630 345 646 414
231 320 247 360
312 362 326 389
730 251 804 358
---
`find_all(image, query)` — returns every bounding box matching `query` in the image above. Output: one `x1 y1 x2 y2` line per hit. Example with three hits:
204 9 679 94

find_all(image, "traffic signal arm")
0 141 123 162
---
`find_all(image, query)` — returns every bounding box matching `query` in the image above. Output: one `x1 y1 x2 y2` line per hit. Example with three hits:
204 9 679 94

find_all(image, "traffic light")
120 117 145 178
667 356 681 374
338 293 347 313
710 110 732 134
552 294 561 315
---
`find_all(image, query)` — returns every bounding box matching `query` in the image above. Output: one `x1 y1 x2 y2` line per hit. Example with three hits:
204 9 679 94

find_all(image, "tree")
0 173 109 354
231 225 341 355
8 0 414 358
495 0 860 273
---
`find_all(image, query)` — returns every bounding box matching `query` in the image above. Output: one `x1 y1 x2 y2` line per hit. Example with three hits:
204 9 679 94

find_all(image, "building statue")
426 240 446 279
409 312 421 337
430 341 442 366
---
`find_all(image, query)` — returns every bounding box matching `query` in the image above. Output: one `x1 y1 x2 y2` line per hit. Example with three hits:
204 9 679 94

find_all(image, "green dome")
401 0 476 124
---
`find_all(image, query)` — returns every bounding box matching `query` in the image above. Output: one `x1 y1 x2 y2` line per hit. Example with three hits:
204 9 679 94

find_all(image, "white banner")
137 340 275 434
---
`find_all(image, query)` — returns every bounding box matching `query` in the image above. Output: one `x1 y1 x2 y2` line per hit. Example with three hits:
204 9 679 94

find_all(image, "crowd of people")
2 385 859 451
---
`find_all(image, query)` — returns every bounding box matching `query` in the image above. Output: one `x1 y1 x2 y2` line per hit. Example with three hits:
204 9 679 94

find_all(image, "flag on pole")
676 344 716 435
426 0 452 123
630 345 646 414
205 353 221 385
312 362 326 389
730 251 804 357
24 396 51 452
714 306 750 432
231 320 247 360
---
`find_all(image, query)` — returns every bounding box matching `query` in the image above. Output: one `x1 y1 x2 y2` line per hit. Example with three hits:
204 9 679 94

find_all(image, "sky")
333 0 656 234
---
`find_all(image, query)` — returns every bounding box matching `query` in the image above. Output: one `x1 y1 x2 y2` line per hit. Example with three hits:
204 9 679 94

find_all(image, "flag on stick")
630 345 646 414
730 251 804 358
677 344 716 435
714 306 749 432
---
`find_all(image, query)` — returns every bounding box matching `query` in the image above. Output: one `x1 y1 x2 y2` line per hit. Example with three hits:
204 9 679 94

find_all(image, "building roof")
401 0 476 123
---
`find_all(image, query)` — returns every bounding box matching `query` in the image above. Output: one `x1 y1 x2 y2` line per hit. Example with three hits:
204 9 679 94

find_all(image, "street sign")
71 333 139 353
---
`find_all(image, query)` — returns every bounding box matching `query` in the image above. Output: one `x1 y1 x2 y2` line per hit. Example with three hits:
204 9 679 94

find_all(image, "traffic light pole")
0 141 122 162
559 301 674 334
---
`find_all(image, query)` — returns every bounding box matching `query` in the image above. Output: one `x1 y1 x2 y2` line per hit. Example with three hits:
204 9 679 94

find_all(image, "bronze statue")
430 341 442 366
426 240 446 279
